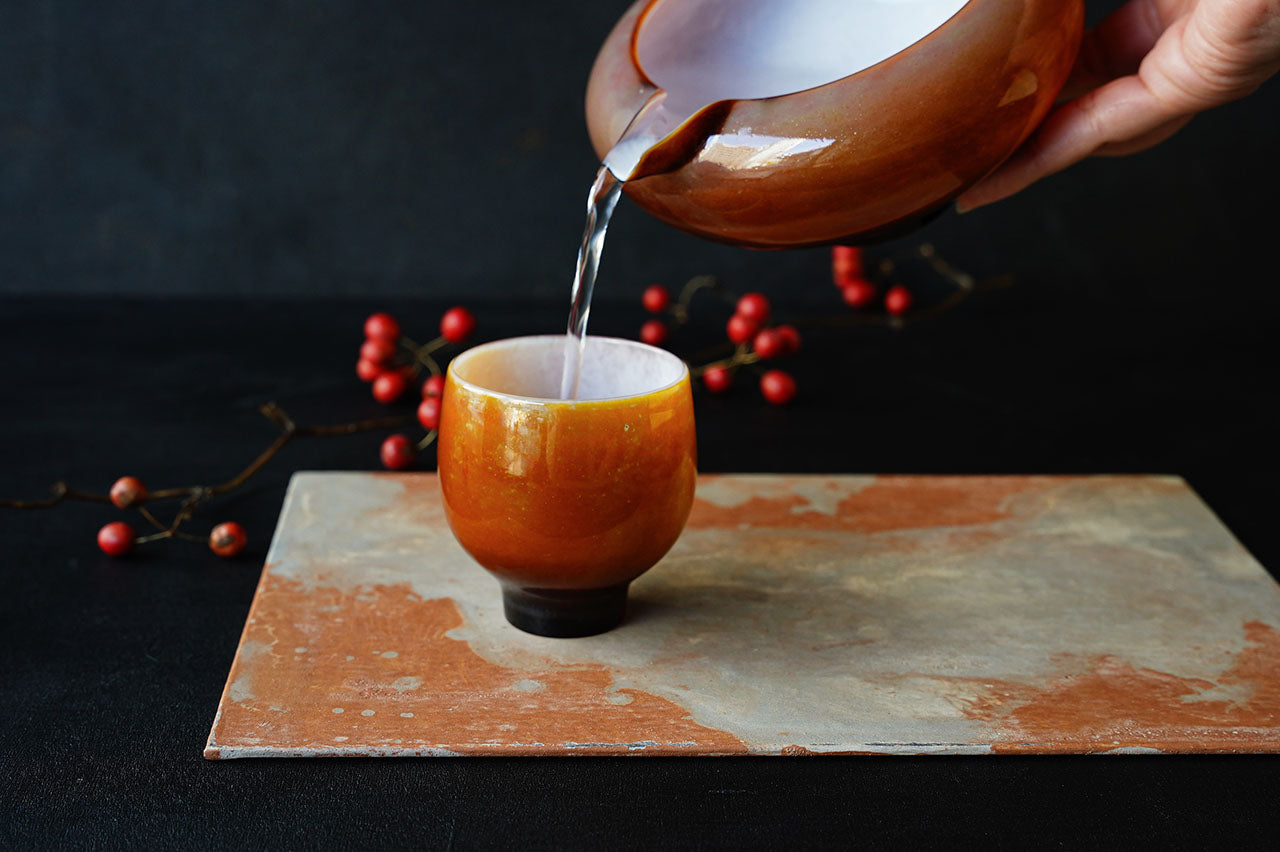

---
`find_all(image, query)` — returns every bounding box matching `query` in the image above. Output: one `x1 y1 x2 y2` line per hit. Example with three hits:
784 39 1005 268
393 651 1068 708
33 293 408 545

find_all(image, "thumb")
956 74 1188 212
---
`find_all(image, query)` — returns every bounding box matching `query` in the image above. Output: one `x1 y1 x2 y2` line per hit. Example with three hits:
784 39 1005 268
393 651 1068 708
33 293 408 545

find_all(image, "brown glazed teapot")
585 0 1084 248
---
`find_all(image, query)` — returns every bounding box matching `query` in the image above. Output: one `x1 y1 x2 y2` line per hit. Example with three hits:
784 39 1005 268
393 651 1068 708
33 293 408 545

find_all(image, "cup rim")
446 334 690 406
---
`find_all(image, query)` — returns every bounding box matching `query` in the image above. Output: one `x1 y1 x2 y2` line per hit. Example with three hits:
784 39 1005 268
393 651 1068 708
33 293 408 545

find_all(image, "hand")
956 0 1280 212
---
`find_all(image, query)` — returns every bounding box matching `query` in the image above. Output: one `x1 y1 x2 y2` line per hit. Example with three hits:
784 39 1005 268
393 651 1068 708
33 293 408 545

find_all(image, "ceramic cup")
438 335 696 637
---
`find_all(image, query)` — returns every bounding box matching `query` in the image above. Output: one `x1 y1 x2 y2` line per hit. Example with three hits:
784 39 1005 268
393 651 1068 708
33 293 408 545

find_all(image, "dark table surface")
2 288 1278 849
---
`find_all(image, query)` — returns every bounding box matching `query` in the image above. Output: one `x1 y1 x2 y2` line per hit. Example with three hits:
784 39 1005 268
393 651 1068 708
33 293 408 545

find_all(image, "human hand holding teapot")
585 0 1279 246
960 0 1280 210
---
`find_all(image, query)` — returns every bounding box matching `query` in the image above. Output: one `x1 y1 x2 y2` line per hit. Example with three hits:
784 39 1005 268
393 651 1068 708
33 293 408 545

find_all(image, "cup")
438 335 696 637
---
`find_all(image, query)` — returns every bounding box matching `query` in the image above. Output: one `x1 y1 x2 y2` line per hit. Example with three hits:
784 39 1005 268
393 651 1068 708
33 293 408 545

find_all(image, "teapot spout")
603 91 734 183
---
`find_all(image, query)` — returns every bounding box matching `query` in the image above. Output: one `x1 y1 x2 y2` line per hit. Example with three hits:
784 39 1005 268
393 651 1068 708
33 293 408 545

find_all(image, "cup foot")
501 583 630 638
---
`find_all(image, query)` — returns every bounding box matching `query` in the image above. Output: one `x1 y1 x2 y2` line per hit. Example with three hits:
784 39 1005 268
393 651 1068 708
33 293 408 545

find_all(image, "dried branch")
1 404 408 512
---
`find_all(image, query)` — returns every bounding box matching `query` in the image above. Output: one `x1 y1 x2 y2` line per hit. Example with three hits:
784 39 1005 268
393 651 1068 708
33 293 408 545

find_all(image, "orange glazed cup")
439 335 697 637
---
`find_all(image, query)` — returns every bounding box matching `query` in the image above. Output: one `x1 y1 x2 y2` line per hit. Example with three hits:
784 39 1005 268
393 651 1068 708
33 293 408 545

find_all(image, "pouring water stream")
557 0 971 399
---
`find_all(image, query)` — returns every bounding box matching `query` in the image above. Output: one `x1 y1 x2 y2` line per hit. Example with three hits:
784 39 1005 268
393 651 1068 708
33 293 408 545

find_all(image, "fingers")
1094 113 1193 156
954 0 1280 212
955 75 1189 212
1161 0 1280 106
1061 0 1178 100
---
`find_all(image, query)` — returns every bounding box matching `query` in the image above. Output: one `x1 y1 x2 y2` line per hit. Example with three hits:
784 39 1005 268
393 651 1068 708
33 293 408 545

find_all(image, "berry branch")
0 403 407 511
356 307 476 470
5 248 994 559
637 243 1009 404
1 305 479 559
1 403 409 557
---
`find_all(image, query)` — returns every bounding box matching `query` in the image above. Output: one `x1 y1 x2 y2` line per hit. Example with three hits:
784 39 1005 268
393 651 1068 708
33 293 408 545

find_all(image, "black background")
3 293 1280 849
0 0 1274 303
3 0 1280 849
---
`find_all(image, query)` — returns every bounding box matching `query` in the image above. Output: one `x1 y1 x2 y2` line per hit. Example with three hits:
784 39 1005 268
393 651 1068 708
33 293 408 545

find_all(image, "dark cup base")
500 583 630 638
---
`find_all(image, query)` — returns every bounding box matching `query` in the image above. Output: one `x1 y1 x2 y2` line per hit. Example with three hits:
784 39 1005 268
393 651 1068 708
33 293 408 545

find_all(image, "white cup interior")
449 335 688 402
635 0 970 104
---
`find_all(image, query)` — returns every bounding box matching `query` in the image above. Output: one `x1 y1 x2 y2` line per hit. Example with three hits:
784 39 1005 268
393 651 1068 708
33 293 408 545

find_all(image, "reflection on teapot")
585 0 1085 247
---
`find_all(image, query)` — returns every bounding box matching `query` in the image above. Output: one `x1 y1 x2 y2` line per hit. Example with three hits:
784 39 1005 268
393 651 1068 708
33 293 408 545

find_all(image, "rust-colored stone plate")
205 474 1280 758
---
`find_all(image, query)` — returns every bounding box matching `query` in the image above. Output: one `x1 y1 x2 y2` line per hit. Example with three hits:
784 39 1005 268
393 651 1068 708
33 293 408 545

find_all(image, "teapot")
584 0 1084 247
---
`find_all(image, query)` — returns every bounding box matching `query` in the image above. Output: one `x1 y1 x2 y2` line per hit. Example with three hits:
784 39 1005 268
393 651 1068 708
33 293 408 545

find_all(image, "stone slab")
205 473 1280 757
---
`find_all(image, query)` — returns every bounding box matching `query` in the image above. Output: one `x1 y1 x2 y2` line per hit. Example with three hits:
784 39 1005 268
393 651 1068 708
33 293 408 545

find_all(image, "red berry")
417 397 441 431
736 293 771 323
356 358 383 382
702 366 732 394
360 338 395 365
440 306 476 343
364 312 400 343
841 278 877 309
380 434 416 470
760 370 797 405
833 246 864 285
372 370 408 404
642 285 670 314
752 329 785 360
639 320 669 346
885 285 913 316
97 522 135 557
726 313 760 345
775 324 802 356
109 476 148 509
421 374 446 398
208 522 248 558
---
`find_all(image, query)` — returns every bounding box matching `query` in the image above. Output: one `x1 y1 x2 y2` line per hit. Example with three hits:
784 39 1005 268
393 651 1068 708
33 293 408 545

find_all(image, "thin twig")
0 482 111 510
917 243 975 290
1 404 408 511
137 505 167 532
689 344 754 377
671 275 727 324
401 335 448 376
